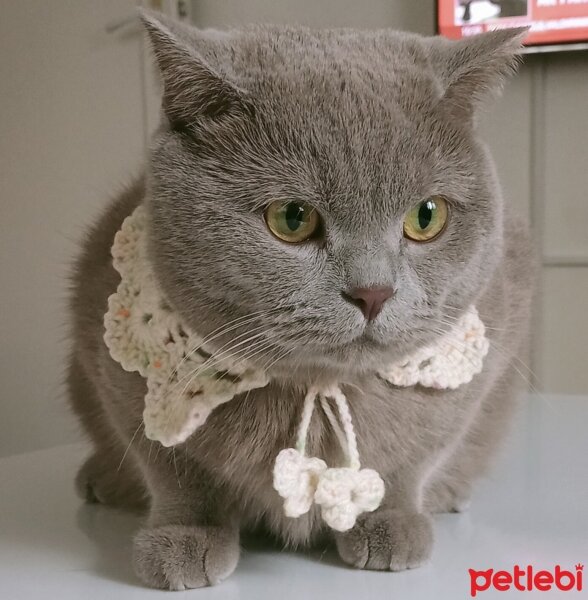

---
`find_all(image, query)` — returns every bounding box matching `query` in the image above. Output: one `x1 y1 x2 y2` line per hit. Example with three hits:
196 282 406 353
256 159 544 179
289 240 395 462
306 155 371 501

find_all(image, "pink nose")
343 286 395 321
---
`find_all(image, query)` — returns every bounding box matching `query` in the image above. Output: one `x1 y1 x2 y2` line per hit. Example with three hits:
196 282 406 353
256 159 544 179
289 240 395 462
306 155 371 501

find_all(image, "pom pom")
314 467 385 531
273 448 327 518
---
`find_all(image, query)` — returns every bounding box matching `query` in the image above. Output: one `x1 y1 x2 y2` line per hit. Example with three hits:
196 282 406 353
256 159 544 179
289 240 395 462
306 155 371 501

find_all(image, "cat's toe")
335 510 433 571
133 525 239 590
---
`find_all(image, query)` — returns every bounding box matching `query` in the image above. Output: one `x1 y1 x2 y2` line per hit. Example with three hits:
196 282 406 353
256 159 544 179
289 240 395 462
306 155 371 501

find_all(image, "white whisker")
117 421 143 473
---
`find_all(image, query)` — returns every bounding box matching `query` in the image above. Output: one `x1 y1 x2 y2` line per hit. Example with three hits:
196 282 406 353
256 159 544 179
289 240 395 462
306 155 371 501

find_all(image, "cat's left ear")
429 27 528 122
139 10 251 129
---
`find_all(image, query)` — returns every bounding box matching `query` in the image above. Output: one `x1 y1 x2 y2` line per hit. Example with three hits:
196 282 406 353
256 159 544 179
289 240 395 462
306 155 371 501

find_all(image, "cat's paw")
75 452 148 511
335 509 433 571
133 525 239 590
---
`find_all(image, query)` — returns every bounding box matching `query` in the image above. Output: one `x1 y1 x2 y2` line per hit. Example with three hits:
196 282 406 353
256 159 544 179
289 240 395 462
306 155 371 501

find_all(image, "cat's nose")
342 286 395 321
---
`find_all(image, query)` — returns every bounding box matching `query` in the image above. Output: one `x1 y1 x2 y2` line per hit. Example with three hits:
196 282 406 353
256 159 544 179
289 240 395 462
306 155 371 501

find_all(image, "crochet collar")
104 205 489 531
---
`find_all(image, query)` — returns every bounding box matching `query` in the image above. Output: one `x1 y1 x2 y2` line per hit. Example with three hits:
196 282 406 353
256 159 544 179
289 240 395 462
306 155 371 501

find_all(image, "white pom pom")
314 467 385 532
273 448 327 518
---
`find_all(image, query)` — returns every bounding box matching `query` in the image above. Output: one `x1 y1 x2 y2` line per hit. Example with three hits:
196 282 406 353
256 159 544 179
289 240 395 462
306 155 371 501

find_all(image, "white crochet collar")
104 206 489 531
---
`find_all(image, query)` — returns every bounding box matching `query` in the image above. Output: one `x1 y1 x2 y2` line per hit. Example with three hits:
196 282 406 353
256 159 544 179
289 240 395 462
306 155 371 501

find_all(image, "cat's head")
141 12 525 379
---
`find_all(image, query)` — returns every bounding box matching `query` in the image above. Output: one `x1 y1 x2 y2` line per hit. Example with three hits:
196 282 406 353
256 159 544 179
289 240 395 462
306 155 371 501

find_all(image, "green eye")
264 201 321 243
403 196 449 242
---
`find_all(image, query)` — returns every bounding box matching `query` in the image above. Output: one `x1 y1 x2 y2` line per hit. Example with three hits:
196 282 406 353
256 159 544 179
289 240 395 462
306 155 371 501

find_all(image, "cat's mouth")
346 330 389 351
271 319 441 374
287 329 401 369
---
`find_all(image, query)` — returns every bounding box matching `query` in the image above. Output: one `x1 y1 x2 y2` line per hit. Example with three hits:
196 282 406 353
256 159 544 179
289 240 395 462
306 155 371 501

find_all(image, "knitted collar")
104 206 489 531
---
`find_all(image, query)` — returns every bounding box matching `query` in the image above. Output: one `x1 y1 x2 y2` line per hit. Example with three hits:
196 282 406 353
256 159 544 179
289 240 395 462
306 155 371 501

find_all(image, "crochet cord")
295 387 319 455
329 386 361 471
319 395 349 464
297 385 361 471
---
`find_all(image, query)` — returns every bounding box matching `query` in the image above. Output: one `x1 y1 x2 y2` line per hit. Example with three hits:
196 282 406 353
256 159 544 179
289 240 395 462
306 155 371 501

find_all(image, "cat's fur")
68 12 534 590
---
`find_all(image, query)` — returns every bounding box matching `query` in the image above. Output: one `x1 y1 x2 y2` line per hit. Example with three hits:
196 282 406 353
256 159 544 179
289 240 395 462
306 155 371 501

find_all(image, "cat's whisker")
170 324 271 392
443 318 507 333
173 334 274 403
427 324 550 406
172 308 287 380
172 321 295 392
211 325 306 372
424 314 537 380
443 303 518 330
482 341 557 413
171 448 182 489
147 441 154 466
485 340 550 404
169 326 301 412
159 335 284 437
168 308 283 382
257 336 305 373
434 311 508 333
117 421 144 474
425 326 490 378
486 335 541 383
261 345 298 374
223 332 296 372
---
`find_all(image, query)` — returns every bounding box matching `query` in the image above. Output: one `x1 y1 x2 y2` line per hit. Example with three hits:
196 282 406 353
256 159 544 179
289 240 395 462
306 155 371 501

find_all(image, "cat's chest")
187 378 468 480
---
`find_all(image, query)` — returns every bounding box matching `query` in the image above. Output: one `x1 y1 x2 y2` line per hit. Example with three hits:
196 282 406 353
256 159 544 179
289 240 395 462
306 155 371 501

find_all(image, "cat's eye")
264 201 321 243
403 196 449 242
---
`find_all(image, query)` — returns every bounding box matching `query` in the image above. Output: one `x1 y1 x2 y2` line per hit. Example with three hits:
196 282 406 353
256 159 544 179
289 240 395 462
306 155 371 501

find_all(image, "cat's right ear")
139 10 250 130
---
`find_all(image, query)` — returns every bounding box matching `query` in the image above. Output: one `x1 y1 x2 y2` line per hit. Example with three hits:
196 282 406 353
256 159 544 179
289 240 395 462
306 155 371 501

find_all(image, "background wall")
0 0 147 457
1 0 586 457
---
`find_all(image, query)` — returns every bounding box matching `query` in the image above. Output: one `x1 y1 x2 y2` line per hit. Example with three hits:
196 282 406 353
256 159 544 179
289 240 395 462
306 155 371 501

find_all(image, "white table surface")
1 394 587 599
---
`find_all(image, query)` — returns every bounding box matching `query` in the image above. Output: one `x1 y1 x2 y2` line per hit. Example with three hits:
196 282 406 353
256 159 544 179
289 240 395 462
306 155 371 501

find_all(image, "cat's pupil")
285 203 305 231
418 201 435 230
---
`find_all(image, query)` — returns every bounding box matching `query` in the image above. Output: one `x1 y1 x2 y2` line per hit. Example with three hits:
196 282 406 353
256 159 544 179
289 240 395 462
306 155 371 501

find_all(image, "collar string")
274 385 384 532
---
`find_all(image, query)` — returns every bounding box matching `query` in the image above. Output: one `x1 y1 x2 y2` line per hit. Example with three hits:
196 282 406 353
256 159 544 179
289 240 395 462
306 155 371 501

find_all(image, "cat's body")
68 14 534 590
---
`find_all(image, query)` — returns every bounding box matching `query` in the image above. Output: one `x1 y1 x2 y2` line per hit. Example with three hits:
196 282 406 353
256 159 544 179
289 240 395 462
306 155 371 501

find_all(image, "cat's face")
143 15 524 378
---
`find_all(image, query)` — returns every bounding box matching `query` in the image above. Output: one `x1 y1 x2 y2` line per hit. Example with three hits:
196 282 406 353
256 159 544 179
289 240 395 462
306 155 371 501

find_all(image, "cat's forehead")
230 27 442 107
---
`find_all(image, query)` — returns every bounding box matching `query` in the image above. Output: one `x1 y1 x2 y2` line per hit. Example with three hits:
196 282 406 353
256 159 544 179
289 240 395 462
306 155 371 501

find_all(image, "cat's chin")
262 336 403 382
260 323 449 382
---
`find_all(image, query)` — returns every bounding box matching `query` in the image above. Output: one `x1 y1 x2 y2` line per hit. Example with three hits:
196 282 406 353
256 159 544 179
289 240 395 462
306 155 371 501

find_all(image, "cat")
68 11 535 590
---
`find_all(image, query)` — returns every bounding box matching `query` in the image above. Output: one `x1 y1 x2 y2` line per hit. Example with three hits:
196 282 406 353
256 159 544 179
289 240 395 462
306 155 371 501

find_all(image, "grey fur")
68 12 534 590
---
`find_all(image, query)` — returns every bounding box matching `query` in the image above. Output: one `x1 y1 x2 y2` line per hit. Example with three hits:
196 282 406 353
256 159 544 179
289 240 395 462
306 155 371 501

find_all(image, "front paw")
133 525 239 590
335 509 433 571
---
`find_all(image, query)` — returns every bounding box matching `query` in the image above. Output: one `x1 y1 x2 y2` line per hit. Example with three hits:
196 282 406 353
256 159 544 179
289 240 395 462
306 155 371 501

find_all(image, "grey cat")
68 11 534 591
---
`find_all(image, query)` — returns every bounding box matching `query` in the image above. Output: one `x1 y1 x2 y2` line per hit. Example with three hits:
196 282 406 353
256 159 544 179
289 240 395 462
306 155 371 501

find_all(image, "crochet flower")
273 448 327 518
314 467 385 532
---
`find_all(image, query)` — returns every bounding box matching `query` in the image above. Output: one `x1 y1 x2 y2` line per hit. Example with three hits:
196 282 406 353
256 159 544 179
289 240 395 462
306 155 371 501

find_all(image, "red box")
438 0 588 47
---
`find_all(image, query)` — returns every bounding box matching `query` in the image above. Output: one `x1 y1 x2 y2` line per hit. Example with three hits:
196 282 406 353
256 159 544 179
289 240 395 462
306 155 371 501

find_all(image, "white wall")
190 0 434 33
479 54 588 395
1 1 586 457
0 1 147 457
